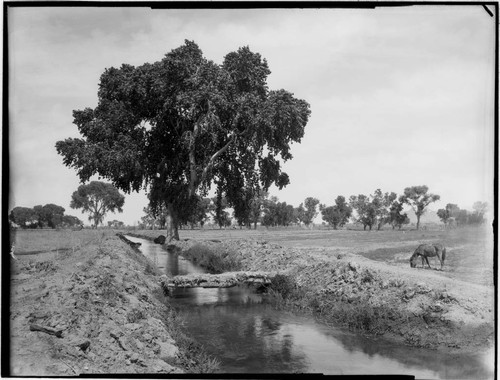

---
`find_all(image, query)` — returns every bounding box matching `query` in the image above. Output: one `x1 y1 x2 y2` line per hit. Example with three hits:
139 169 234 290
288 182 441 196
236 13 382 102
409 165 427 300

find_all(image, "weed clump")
145 262 161 276
268 274 297 299
182 244 242 273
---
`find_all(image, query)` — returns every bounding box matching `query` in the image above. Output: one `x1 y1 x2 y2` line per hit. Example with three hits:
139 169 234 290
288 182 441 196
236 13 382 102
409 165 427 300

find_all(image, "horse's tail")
442 247 446 264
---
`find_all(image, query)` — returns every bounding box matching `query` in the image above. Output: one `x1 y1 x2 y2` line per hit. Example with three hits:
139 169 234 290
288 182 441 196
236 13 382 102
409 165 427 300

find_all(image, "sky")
7 4 496 226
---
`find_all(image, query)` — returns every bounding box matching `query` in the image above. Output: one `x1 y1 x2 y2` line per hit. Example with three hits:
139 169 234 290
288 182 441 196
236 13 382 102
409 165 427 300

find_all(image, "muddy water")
126 235 494 378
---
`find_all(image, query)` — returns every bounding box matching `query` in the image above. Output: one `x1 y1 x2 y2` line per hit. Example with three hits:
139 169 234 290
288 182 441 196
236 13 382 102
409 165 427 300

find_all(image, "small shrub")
268 274 297 299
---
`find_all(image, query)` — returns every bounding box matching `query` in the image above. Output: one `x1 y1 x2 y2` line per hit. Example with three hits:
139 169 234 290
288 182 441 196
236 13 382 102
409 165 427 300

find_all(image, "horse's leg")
425 256 431 269
438 253 444 270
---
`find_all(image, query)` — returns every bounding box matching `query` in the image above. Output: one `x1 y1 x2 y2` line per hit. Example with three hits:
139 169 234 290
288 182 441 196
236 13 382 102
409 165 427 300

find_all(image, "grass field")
10 229 109 256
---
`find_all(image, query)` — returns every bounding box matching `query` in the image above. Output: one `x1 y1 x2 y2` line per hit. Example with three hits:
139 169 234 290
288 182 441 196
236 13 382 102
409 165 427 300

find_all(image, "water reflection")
125 235 494 378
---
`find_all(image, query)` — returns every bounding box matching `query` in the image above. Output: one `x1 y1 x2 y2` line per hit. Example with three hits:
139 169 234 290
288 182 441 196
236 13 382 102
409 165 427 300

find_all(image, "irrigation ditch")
124 232 494 354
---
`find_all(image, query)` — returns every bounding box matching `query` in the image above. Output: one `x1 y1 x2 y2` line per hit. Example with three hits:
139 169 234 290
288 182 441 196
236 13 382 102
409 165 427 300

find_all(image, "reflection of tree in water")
179 304 309 373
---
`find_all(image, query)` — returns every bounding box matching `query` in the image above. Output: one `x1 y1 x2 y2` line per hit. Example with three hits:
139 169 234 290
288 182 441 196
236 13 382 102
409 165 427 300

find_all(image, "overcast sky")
8 4 496 226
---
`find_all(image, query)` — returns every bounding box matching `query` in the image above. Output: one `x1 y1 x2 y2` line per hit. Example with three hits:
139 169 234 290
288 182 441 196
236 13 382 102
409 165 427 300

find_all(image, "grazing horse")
410 243 446 270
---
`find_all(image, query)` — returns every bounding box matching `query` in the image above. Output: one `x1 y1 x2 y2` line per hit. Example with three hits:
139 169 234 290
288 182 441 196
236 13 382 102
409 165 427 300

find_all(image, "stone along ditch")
124 235 494 378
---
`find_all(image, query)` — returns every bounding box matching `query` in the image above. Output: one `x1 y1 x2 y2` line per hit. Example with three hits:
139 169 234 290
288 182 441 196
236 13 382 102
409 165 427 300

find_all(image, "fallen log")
29 324 63 338
160 271 279 290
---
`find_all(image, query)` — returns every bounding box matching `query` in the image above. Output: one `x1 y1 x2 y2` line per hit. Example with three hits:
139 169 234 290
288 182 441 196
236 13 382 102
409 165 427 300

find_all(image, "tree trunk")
165 203 179 241
416 215 421 230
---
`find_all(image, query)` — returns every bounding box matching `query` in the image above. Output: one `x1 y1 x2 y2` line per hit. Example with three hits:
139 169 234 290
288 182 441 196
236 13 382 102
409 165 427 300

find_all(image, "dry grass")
11 229 106 255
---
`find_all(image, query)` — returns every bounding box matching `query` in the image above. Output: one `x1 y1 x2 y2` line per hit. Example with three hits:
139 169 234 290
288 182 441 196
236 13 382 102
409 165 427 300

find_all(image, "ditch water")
125 235 494 378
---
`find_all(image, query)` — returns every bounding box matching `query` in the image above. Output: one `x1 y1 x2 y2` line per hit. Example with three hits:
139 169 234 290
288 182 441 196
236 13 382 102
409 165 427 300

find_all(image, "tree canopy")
56 40 311 240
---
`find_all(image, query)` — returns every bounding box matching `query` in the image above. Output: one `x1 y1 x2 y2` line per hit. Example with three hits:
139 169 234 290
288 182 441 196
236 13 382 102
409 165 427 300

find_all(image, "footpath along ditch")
132 232 495 354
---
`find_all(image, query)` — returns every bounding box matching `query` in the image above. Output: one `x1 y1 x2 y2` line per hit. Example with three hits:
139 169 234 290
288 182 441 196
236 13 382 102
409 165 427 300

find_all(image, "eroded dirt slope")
9 234 182 376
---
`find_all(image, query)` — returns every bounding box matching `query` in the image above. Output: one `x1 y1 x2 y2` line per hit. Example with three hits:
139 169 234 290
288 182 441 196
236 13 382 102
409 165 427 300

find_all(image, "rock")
157 341 179 360
150 359 176 373
134 338 145 350
130 353 140 363
154 235 166 244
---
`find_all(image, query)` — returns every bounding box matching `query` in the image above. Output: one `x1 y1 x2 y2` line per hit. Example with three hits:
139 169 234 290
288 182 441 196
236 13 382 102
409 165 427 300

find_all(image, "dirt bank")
153 235 494 354
8 231 217 376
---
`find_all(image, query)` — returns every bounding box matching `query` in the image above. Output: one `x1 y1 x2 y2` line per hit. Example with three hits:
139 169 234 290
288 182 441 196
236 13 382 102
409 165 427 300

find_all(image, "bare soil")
8 230 187 376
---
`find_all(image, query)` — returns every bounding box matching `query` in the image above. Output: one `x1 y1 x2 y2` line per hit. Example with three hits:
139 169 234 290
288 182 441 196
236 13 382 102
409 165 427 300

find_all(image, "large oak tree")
56 41 311 240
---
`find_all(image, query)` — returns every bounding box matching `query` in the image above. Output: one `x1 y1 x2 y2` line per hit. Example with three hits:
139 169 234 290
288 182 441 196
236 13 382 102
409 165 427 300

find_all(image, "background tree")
261 196 297 227
349 194 376 230
56 41 310 241
469 201 488 225
211 191 232 228
248 190 268 229
62 215 83 228
456 209 469 226
388 200 409 230
298 197 319 227
33 204 66 228
70 181 125 228
186 197 211 229
294 204 305 226
437 203 460 228
261 196 279 227
371 189 397 230
400 185 440 230
320 195 352 229
107 220 124 228
141 206 157 230
9 207 37 228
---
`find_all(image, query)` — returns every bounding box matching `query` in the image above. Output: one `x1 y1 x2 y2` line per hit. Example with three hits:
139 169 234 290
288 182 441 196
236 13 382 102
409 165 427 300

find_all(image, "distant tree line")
437 201 488 228
9 204 83 229
138 184 487 231
10 181 126 229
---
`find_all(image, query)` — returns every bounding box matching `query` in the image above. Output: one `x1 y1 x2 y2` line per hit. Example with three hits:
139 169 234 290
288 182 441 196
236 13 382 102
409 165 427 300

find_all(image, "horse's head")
410 254 418 268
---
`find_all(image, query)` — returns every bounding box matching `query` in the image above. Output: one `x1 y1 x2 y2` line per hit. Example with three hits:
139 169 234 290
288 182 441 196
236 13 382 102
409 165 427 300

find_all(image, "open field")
10 229 108 256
